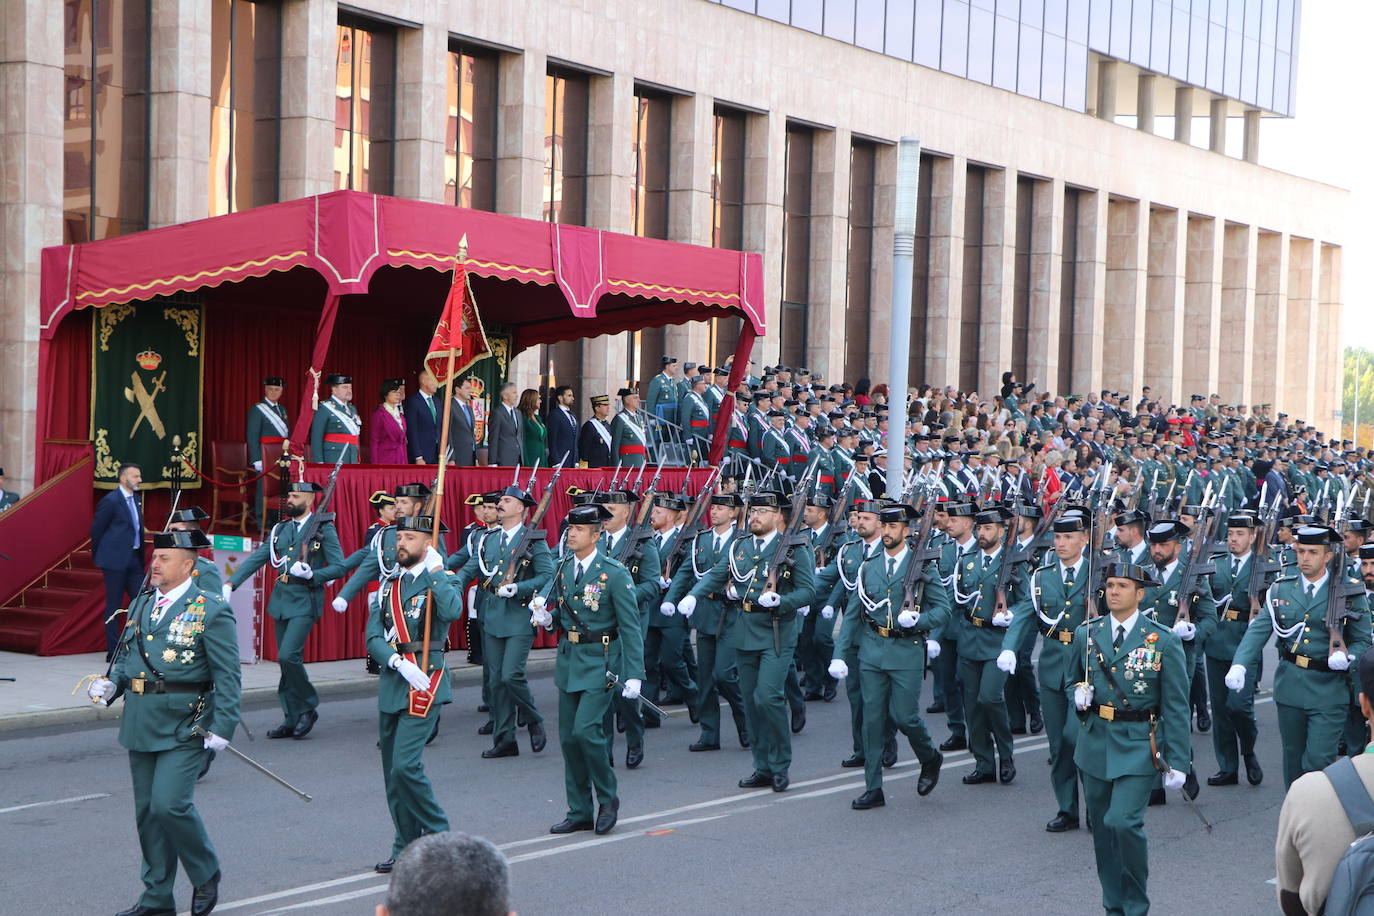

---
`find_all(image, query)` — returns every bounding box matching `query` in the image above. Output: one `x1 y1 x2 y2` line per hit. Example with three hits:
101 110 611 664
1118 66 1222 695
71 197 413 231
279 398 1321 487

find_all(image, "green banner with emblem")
90 295 204 489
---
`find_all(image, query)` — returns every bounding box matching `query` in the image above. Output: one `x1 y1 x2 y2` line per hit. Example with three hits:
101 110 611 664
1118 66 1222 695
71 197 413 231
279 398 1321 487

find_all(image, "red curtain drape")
38 309 92 446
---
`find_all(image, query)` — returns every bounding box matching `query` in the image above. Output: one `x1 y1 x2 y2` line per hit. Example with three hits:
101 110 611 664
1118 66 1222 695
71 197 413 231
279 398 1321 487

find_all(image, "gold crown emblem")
136 349 162 370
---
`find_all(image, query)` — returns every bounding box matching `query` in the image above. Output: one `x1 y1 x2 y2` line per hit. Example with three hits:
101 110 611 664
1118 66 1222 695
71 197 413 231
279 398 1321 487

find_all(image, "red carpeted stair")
0 544 108 655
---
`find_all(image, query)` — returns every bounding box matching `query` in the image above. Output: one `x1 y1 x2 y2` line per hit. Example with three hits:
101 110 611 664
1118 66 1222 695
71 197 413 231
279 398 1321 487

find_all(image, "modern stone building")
0 0 1343 489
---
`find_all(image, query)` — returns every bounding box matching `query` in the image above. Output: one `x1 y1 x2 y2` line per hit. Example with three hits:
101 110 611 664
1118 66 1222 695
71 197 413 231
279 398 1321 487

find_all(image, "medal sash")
390 581 443 717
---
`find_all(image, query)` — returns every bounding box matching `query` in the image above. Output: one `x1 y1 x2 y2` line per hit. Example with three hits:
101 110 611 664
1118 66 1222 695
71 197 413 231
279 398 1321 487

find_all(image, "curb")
0 655 556 737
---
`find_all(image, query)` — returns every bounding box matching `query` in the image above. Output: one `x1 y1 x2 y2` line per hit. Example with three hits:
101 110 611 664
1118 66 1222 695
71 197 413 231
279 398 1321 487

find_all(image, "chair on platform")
210 440 250 535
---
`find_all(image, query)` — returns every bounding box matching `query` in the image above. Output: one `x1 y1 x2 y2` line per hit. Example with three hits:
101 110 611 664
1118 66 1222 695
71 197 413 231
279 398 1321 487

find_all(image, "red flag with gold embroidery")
425 253 490 384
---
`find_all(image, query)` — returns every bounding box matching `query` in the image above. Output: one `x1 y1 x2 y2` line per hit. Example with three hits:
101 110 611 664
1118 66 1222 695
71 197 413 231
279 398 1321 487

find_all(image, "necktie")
502 532 511 552
127 495 139 548
982 554 992 570
575 561 587 585
151 595 171 626
1307 582 1316 599
1112 625 1124 652
714 535 723 554
755 537 764 552
1064 566 1076 587
887 557 896 578
426 395 436 422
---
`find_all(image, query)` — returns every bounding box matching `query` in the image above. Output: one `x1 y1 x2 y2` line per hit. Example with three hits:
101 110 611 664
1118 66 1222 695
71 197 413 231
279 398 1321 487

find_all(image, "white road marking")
0 793 110 815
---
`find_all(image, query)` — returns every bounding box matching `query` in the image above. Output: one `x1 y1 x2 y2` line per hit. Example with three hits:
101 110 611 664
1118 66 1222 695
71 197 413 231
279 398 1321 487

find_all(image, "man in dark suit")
578 394 614 468
90 462 146 659
546 384 579 466
403 370 443 464
445 378 478 466
487 381 523 467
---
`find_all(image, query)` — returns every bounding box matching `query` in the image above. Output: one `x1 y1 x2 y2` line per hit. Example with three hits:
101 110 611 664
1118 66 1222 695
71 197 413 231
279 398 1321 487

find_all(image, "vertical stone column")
0 0 62 489
1243 109 1261 165
1284 237 1317 420
1218 222 1256 408
1070 189 1107 395
148 0 211 227
391 22 447 204
806 128 850 382
979 168 1017 395
1182 215 1223 403
1251 231 1287 413
1209 97 1227 155
1174 87 1194 144
279 0 338 200
1102 198 1147 397
924 155 966 386
1136 73 1155 134
662 92 715 363
1096 60 1118 122
867 143 897 385
495 51 547 219
1144 206 1185 404
1317 244 1343 433
746 111 786 368
1026 178 1064 390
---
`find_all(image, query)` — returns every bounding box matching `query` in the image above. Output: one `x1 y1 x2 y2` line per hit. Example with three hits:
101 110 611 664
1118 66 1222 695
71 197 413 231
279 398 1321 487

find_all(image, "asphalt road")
2 647 1291 916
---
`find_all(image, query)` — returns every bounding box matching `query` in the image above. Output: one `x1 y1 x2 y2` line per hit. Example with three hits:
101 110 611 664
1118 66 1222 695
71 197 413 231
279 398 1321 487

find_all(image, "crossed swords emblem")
124 370 167 439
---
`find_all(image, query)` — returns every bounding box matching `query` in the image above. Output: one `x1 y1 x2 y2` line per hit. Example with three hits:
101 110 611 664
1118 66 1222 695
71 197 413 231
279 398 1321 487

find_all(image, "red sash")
819 475 835 484
776 456 792 464
689 420 710 428
618 444 647 455
728 438 747 448
324 433 359 445
260 436 285 444
390 582 443 717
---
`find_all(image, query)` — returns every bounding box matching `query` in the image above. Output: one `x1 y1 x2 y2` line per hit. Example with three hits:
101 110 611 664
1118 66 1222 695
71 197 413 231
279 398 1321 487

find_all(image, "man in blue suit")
90 462 146 659
404 370 443 464
546 384 579 466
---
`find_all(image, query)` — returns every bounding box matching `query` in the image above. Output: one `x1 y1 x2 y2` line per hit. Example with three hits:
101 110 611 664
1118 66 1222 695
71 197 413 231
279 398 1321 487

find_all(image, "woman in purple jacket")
368 378 408 464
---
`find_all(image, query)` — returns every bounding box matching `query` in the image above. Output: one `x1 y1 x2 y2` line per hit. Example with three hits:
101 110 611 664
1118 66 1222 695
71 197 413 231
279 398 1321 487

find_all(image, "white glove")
1224 664 1246 691
991 610 1013 628
424 546 444 573
252 460 263 472
530 606 553 628
796 605 810 617
726 584 740 600
659 576 672 590
390 655 432 692
621 678 642 700
1172 620 1196 641
828 658 849 680
496 583 518 598
996 649 1017 674
331 596 348 614
1073 684 1094 710
221 584 233 602
926 639 941 660
466 585 477 618
897 609 919 628
821 605 835 620
677 595 697 616
1329 651 1352 671
529 595 547 613
202 732 229 752
758 591 781 608
88 677 116 705
1163 768 1187 791
659 601 676 617
289 561 312 579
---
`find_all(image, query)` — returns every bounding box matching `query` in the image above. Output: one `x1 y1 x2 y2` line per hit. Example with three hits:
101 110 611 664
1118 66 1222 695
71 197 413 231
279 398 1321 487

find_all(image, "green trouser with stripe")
1040 675 1079 819
560 686 616 822
694 633 747 745
859 664 938 793
958 655 1012 773
484 629 543 746
273 615 319 726
1276 701 1345 788
1204 654 1260 775
737 644 794 776
1082 772 1155 916
379 709 450 857
128 744 219 910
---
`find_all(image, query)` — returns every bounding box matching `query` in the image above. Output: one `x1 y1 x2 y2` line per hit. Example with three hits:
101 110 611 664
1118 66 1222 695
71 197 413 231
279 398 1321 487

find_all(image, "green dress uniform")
645 527 696 726
1206 551 1265 778
817 534 885 758
1232 570 1373 787
834 546 950 794
451 525 554 749
190 555 222 594
0 489 19 511
229 515 345 731
665 527 749 747
688 532 816 781
813 445 837 497
609 410 650 467
723 408 751 469
1138 559 1218 678
546 550 646 823
365 566 461 857
1065 613 1191 916
936 535 976 740
246 397 290 516
745 404 767 459
794 523 837 697
110 582 241 913
600 526 660 761
309 396 361 464
1005 555 1089 822
679 390 713 460
645 370 677 426
337 525 399 603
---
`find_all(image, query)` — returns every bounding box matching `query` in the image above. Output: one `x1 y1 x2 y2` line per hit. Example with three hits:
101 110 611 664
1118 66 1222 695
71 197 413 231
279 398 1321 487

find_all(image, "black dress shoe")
1244 752 1264 786
374 858 395 874
791 707 806 734
190 869 219 916
616 712 626 733
477 703 490 713
687 700 700 724
1010 725 1027 736
477 721 494 736
425 713 441 746
1183 770 1200 800
517 712 528 728
999 761 1016 785
197 750 215 781
841 754 865 768
1148 787 1167 806
291 709 319 739
962 770 995 785
549 818 594 834
1207 771 1239 787
1029 712 1044 735
266 724 294 739
689 740 720 752
738 771 771 789
116 905 175 916
926 701 946 714
917 752 943 796
881 736 898 769
529 721 547 753
822 684 837 702
851 788 885 810
594 800 620 835
738 729 750 749
803 691 824 702
939 735 967 752
1045 814 1080 833
1196 710 1211 733
625 745 644 769
771 772 790 792
481 742 519 758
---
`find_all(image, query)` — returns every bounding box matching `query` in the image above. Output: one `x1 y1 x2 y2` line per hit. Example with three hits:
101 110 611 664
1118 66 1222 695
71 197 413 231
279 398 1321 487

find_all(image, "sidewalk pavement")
0 647 557 734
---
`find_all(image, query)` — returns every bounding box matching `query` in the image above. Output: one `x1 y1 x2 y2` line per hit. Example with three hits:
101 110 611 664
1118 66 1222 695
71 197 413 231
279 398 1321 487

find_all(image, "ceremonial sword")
192 725 313 802
605 671 670 720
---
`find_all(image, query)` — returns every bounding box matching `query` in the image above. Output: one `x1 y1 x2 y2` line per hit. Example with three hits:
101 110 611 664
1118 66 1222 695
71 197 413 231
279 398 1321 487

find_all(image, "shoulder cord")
373 527 398 579
854 560 889 615
476 529 502 579
836 542 864 590
266 522 289 570
727 539 758 587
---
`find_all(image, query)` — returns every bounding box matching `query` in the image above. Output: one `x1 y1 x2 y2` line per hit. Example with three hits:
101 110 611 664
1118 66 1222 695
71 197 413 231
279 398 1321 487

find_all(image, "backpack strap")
1326 757 1374 835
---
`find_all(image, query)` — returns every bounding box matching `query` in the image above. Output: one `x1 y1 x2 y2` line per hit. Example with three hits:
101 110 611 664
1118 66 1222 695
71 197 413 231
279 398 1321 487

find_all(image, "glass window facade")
709 106 748 367
698 0 1298 116
209 0 280 217
445 44 497 210
632 89 672 241
543 68 589 225
334 17 395 194
780 124 815 371
844 140 876 381
63 0 151 243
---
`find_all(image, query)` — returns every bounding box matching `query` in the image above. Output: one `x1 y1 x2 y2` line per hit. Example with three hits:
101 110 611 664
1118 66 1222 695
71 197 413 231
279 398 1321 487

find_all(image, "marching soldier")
366 517 459 874
797 494 838 701
245 376 289 519
227 481 344 739
829 503 949 809
1066 562 1192 916
530 504 646 836
646 494 697 725
336 490 399 579
1227 524 1373 787
934 501 979 752
167 507 221 594
678 488 817 792
309 373 361 464
1204 513 1267 787
1004 503 1044 737
450 484 554 758
610 388 651 468
1112 509 1151 566
665 493 750 751
86 529 241 916
334 483 433 609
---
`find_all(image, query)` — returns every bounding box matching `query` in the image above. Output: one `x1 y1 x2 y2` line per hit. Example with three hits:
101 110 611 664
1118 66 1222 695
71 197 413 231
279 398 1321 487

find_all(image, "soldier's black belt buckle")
130 677 146 695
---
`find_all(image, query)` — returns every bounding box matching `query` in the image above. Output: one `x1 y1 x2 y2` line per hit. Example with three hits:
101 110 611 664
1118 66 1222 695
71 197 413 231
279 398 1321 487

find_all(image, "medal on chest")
582 573 608 612
166 596 208 652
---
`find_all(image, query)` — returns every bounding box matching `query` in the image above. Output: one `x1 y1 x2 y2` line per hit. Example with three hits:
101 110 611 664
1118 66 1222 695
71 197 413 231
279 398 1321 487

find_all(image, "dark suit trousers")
103 551 145 654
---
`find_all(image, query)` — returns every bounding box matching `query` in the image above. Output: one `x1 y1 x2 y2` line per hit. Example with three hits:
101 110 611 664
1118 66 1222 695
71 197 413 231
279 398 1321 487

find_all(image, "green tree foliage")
1344 348 1374 445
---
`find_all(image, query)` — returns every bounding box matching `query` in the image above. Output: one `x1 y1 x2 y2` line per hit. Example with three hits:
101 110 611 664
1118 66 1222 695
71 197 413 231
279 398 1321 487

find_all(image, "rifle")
895 481 944 622
1324 515 1366 663
1173 482 1221 626
1247 485 1284 621
286 448 348 580
762 461 820 652
491 459 566 589
661 465 721 578
815 466 862 567
613 464 665 574
1083 464 1114 621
